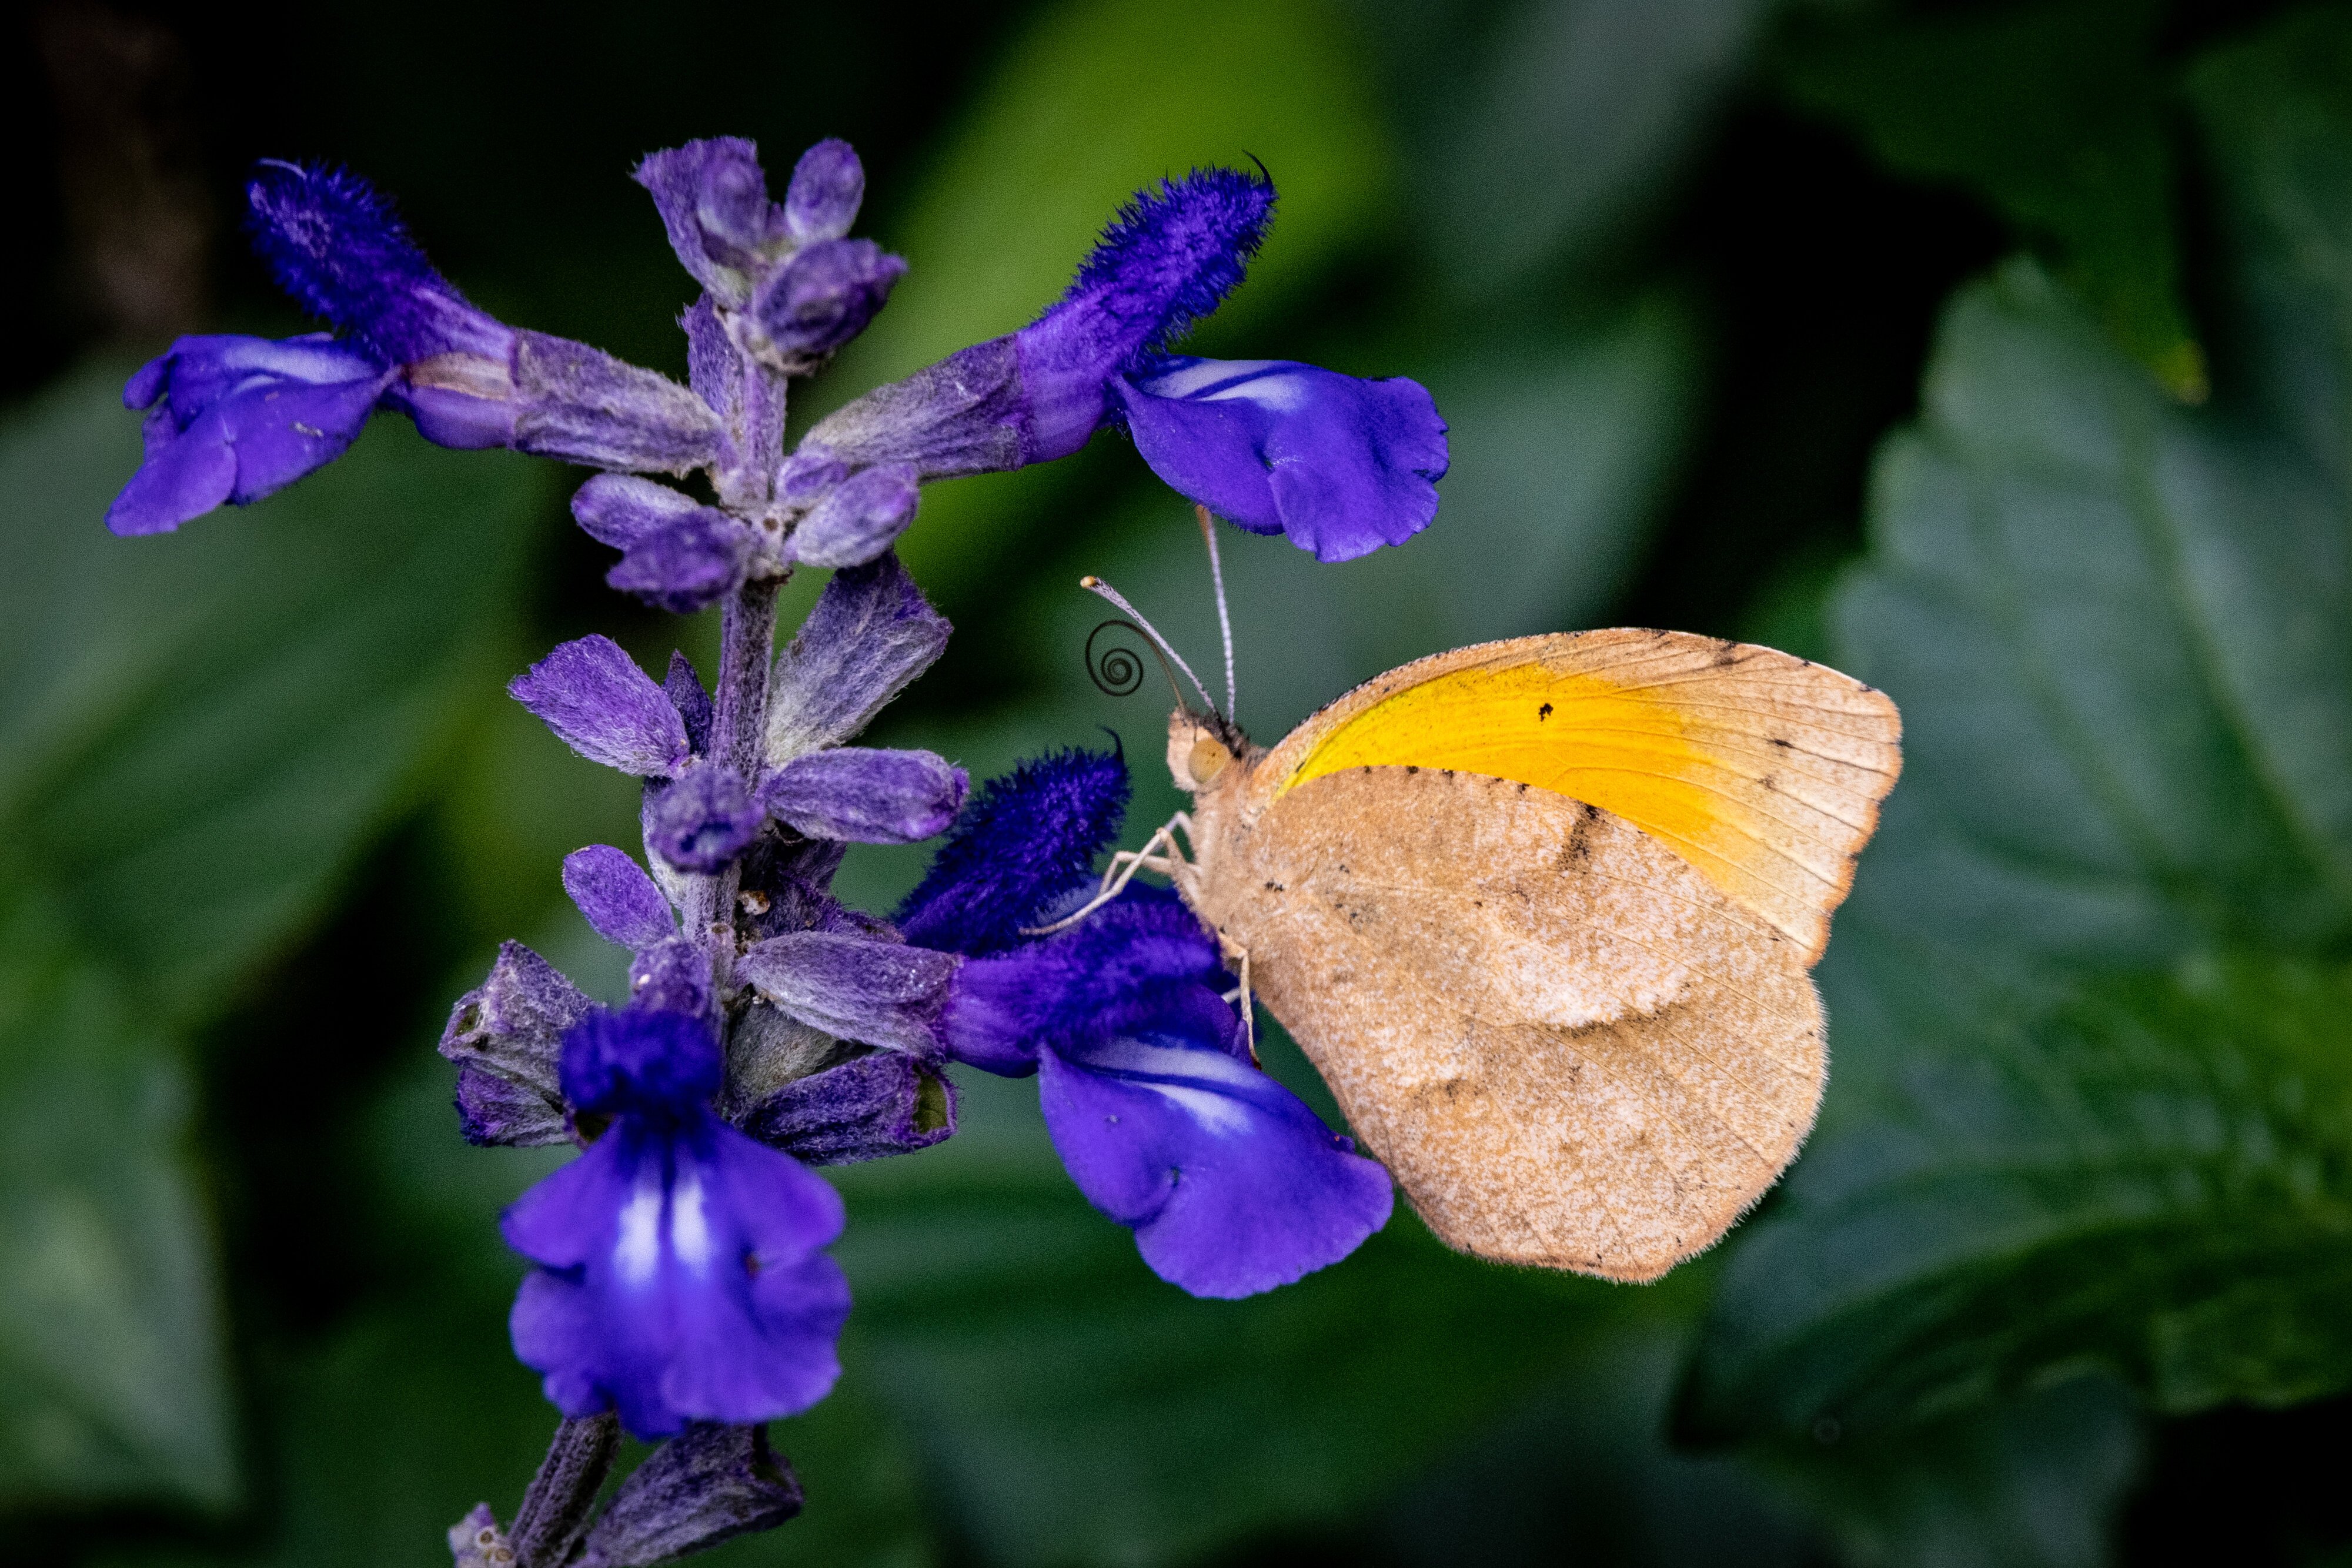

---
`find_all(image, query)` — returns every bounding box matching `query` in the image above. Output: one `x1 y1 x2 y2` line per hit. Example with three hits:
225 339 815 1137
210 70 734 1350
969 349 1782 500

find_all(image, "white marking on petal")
613 1178 663 1286
1200 372 1308 413
1089 1037 1261 1088
1144 1083 1253 1136
670 1171 714 1275
1137 357 1281 399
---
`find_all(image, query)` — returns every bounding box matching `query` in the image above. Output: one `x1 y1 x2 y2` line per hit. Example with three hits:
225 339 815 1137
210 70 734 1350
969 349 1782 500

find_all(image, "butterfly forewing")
1254 630 1903 962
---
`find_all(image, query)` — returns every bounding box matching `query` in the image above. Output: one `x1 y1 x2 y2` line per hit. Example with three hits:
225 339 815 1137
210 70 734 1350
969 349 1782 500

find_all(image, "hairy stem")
509 1412 621 1567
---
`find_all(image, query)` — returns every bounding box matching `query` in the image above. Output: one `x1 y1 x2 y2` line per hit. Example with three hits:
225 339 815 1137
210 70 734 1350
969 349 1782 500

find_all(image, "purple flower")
108 335 392 536
504 1008 850 1438
1117 357 1449 563
900 754 1391 1296
798 168 1448 560
108 161 723 536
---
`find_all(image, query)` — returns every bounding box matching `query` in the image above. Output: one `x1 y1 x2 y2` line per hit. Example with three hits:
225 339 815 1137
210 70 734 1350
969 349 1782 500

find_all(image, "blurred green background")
5 0 2351 1562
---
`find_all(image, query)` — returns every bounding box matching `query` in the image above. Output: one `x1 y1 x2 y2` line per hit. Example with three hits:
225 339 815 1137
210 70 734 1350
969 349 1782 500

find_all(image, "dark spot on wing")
1562 803 1595 865
1768 736 1793 750
1538 701 1554 721
1760 774 1779 793
1405 765 1419 775
1713 638 1740 667
1263 880 1285 892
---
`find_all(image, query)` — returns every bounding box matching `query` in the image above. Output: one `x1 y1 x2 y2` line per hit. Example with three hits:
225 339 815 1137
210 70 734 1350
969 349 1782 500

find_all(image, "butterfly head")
1167 706 1249 793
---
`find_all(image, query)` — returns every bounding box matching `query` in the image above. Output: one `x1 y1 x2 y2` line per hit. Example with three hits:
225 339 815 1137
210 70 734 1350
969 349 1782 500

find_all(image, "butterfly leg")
1018 814 1195 935
1217 936 1257 1066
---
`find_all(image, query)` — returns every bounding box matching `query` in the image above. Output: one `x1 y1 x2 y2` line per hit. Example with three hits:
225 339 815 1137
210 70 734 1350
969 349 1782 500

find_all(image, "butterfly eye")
1188 733 1232 786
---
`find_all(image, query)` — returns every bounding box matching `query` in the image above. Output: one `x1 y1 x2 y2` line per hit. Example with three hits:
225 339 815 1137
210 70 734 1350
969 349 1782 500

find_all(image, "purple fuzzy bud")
790 463 918 568
574 1425 802 1568
784 138 864 243
563 845 676 950
509 331 725 474
608 509 757 614
634 138 790 305
758 747 967 844
512 636 691 778
736 932 957 1057
439 942 595 1146
766 555 949 758
741 1051 956 1165
776 444 849 506
572 474 701 548
663 651 713 755
627 936 714 1021
645 761 760 872
898 747 1130 955
752 239 905 362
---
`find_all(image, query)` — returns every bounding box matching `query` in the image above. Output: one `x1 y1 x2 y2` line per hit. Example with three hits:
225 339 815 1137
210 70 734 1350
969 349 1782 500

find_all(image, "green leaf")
814 0 1394 605
1773 0 2206 400
1682 6 2352 1442
0 365 553 1018
0 365 547 1512
1748 1376 2143 1568
0 879 232 1513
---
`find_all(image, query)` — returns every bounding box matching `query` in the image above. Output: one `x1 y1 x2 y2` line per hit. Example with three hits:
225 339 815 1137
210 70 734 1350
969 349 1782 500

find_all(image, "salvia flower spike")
101 134 1445 1558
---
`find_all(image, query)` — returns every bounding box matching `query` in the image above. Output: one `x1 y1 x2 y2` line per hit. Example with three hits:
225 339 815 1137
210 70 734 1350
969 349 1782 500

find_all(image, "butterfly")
1068 527 1902 1282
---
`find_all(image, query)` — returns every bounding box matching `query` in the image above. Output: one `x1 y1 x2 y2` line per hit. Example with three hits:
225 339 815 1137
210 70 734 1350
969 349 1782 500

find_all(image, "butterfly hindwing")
1189 765 1825 1279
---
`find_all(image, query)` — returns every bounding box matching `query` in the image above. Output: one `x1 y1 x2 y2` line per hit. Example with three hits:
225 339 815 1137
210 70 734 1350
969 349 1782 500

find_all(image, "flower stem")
508 1412 620 1567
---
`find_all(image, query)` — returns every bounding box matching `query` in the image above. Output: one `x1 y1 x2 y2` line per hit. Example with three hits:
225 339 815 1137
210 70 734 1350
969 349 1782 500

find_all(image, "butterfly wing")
1251 629 1902 963
1200 765 1822 1279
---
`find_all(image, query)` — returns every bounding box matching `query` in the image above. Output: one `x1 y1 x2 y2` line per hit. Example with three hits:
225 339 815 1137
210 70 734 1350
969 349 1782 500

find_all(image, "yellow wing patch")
1266 629 1902 962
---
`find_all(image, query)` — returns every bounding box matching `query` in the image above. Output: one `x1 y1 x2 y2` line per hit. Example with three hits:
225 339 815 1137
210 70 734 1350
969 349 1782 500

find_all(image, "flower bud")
752 238 905 360
790 463 918 567
785 138 865 243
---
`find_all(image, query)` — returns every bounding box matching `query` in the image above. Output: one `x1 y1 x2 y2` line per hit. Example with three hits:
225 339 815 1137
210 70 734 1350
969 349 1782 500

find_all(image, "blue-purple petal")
938 887 1224 1073
503 1115 849 1438
1117 357 1448 562
1039 1007 1392 1298
108 334 391 535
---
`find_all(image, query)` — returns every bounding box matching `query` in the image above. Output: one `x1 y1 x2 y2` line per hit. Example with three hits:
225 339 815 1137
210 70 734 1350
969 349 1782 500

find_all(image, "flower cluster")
106 132 1445 1563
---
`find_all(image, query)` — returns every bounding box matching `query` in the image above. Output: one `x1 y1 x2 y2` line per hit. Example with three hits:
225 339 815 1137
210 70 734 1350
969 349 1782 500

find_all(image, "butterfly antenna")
1080 576 1218 716
1195 504 1237 719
